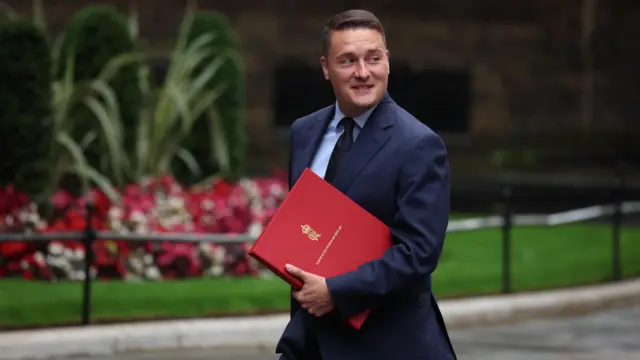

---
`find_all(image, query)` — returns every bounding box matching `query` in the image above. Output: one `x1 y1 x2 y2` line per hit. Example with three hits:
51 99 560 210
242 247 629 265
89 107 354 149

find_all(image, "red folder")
248 168 392 329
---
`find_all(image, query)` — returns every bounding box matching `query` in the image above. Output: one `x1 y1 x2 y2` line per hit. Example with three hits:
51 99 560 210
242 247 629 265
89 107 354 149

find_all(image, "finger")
296 292 313 305
293 291 309 305
293 290 311 304
310 307 325 317
308 304 321 316
285 264 305 279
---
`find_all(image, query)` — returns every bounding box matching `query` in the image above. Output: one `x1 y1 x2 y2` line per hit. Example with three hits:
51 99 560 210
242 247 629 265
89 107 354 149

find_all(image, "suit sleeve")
325 132 450 318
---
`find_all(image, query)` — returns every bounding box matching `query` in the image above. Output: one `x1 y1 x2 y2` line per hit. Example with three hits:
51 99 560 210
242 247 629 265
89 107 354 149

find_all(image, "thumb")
286 264 307 279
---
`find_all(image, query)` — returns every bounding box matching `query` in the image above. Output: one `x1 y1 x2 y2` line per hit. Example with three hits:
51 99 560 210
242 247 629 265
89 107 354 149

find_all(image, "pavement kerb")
1 278 639 360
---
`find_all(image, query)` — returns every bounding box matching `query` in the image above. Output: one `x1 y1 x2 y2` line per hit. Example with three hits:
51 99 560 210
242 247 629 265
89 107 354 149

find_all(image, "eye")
340 58 353 65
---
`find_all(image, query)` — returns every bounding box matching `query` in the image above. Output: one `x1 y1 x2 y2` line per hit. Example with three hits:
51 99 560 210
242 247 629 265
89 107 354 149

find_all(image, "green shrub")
0 18 53 202
177 11 247 183
55 4 142 179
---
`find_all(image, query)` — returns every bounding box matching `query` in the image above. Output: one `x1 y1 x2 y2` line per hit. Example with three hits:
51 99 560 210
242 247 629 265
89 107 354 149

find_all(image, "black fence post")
81 199 95 325
501 185 512 294
611 163 625 281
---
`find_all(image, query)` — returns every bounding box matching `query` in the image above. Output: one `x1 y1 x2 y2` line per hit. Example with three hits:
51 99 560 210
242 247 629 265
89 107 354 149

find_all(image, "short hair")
321 9 386 55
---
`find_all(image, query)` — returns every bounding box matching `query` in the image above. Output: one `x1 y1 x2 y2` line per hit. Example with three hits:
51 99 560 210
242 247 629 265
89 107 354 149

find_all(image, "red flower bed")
0 171 288 282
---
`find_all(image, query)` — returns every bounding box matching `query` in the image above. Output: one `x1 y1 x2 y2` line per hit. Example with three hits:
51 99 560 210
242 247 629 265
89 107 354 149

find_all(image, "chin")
351 94 380 108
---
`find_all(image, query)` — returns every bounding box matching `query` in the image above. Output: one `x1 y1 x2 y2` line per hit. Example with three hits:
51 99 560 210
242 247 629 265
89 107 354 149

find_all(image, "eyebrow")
335 48 385 58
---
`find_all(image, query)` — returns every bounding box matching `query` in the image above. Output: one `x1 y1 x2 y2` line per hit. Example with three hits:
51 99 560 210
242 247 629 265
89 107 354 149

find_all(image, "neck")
337 101 370 118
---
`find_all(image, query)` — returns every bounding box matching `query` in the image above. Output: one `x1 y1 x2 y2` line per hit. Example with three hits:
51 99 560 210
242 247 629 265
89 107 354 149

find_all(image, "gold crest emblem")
301 224 321 241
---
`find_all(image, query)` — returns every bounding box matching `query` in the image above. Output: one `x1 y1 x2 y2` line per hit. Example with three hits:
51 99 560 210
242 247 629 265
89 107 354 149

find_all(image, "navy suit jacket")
276 93 457 360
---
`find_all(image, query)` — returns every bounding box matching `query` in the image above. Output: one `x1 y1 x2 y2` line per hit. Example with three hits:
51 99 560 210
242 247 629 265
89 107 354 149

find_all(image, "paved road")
57 305 640 360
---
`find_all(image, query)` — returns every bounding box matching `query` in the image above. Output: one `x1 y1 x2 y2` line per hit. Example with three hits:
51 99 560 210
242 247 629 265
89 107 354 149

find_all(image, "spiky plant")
55 4 143 179
176 10 246 183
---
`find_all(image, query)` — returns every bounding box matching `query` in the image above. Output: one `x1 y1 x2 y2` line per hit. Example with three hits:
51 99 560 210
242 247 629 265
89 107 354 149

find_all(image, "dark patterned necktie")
324 116 355 185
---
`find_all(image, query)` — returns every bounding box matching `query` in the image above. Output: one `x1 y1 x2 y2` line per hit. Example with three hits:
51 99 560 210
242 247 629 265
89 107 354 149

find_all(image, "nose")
354 59 371 79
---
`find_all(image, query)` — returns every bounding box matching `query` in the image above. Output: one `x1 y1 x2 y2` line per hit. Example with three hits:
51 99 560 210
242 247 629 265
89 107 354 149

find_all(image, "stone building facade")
8 0 639 175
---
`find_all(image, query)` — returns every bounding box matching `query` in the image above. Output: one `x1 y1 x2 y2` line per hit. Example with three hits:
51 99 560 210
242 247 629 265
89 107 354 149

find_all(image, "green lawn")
1 223 638 329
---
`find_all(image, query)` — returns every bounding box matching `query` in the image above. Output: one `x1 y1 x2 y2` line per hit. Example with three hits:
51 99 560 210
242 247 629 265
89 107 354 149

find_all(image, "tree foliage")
0 18 53 202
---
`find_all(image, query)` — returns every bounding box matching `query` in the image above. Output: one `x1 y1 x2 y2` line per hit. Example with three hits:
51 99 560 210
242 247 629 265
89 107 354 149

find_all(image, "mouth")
351 84 374 93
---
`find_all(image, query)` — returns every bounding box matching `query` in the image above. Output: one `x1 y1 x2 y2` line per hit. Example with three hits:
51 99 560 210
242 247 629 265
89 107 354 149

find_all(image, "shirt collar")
329 102 378 131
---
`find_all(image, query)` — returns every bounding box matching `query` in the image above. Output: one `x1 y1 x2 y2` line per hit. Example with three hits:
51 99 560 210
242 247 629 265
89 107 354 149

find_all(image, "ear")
320 56 330 80
385 50 391 75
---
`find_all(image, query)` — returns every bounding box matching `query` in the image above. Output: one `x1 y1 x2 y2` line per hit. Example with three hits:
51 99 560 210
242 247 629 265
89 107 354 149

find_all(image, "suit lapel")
331 94 395 194
290 105 335 185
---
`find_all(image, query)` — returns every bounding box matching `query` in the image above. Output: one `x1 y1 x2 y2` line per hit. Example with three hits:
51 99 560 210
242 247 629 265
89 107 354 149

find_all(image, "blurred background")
0 0 639 359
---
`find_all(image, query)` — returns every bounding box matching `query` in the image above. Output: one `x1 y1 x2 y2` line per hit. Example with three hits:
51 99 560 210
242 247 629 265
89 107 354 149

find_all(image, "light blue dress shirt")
309 102 378 179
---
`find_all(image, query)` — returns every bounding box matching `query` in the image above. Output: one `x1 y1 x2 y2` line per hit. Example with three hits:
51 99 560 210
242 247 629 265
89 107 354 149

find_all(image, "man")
275 9 456 360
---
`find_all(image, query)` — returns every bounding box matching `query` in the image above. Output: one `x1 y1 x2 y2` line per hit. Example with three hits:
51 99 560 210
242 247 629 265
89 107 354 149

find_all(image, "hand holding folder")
248 168 392 329
284 263 335 318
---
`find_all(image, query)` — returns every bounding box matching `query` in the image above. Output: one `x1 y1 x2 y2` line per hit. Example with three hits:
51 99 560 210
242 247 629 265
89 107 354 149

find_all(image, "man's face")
321 28 390 117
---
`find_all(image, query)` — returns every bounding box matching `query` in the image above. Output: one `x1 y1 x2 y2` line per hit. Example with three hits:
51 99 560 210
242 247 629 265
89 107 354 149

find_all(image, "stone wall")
7 0 639 173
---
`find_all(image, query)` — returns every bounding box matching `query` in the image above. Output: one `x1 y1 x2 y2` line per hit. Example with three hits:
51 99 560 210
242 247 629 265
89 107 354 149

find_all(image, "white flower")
48 256 73 279
206 264 224 277
130 210 146 224
248 222 263 238
154 190 167 202
74 248 84 261
63 248 73 260
48 242 63 255
45 254 56 265
34 251 45 266
19 210 29 223
36 220 47 231
74 271 86 281
198 242 212 253
250 201 265 214
125 273 141 282
129 257 144 273
270 183 285 197
110 219 123 231
135 223 150 234
28 213 40 225
240 179 260 199
108 207 123 220
202 199 214 210
157 216 173 229
168 196 184 210
143 254 153 265
212 246 226 265
145 266 161 280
